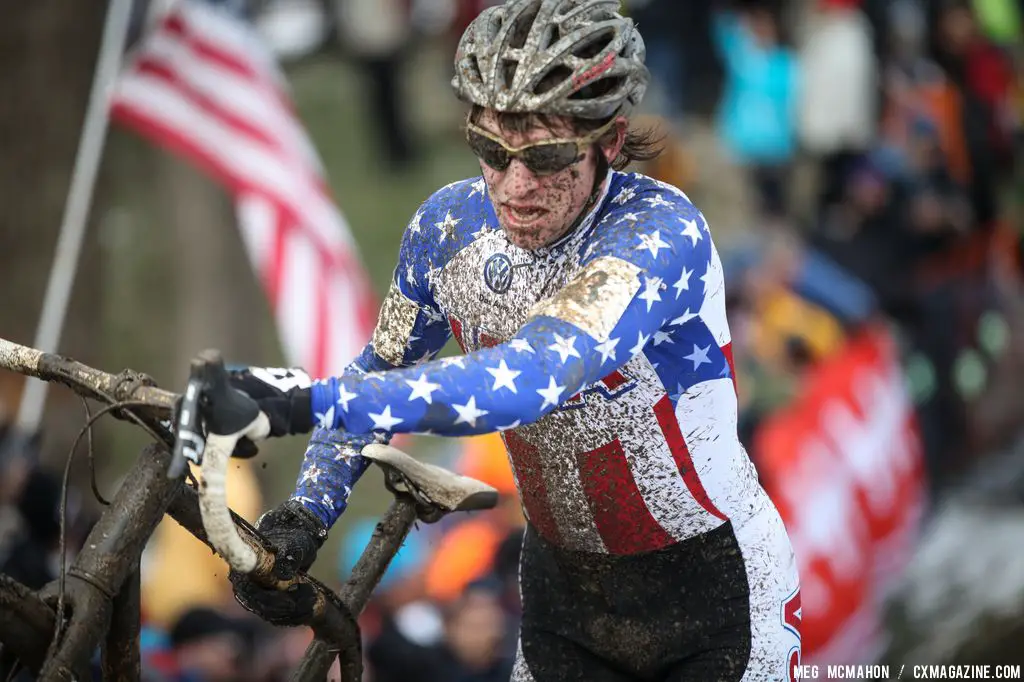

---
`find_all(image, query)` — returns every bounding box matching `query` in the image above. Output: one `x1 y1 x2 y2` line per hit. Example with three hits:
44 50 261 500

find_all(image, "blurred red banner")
756 325 925 664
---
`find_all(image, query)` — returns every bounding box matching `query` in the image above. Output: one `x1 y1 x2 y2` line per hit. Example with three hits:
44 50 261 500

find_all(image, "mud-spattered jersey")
298 170 770 555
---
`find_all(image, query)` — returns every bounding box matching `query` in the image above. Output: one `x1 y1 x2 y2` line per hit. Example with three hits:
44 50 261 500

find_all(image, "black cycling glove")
231 499 328 626
226 367 315 437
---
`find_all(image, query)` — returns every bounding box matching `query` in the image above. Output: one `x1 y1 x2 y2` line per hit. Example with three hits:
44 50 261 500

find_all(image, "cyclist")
227 1 802 679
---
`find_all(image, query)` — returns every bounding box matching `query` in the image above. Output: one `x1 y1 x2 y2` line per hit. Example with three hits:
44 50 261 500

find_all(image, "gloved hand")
226 367 315 438
230 499 328 626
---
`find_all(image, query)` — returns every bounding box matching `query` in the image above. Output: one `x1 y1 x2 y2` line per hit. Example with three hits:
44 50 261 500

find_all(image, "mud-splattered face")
476 109 619 251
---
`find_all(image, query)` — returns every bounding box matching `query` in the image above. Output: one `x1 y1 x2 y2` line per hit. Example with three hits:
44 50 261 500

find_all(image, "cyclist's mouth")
503 204 547 227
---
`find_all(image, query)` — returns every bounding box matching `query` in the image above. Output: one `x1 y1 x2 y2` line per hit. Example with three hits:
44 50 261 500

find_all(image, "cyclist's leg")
512 626 635 682
515 525 639 681
664 507 802 682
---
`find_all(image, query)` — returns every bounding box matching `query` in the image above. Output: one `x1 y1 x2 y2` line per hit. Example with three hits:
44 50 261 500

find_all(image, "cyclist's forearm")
290 348 392 527
290 426 375 528
310 316 607 437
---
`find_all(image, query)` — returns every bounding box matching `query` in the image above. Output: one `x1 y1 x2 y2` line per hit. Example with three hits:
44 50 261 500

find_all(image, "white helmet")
452 0 649 119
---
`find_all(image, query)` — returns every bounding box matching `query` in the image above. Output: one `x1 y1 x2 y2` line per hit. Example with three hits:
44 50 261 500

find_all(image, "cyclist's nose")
503 157 541 194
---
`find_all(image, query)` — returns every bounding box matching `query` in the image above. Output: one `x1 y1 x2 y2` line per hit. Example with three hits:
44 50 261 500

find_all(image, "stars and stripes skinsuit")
298 171 801 681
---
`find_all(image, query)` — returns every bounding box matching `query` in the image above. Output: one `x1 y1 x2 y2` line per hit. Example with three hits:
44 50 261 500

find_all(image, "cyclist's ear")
599 116 629 164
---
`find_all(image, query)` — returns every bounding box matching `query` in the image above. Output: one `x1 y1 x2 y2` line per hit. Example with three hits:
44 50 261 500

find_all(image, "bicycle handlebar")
175 350 271 575
200 421 267 573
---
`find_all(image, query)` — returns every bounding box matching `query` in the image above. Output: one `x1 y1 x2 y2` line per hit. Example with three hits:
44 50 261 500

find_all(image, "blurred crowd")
3 0 1024 679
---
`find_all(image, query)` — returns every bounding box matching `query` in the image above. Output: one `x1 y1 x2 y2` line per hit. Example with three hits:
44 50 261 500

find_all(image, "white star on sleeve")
300 464 324 484
314 406 336 429
673 267 693 299
670 308 698 327
595 337 619 364
636 230 671 258
441 355 467 369
547 334 581 363
536 376 566 411
652 329 675 346
368 405 404 430
509 339 535 354
638 276 663 311
435 211 461 243
405 264 417 288
485 360 521 393
469 178 486 197
406 373 442 404
684 344 712 369
699 267 714 295
452 395 489 427
413 349 440 366
681 217 703 246
629 330 651 357
409 209 424 234
337 384 358 411
644 194 674 209
612 186 636 205
496 419 522 431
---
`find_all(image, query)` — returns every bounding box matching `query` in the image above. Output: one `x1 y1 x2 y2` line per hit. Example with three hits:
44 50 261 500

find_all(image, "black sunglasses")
465 117 617 177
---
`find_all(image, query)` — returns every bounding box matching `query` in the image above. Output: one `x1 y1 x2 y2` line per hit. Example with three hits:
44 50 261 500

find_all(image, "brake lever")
168 350 262 478
168 364 206 479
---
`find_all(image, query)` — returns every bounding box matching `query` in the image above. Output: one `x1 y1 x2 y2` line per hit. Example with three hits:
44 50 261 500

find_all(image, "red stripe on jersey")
448 316 467 353
653 395 728 521
566 369 629 405
479 331 503 349
502 431 561 544
577 439 676 554
600 369 628 391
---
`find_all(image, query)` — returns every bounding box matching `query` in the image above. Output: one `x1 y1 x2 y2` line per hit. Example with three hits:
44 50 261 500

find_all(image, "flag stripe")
133 56 281 154
111 75 351 259
136 29 323 174
111 0 375 376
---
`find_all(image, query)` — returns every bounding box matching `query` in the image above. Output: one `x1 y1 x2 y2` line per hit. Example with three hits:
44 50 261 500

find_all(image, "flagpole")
15 0 136 433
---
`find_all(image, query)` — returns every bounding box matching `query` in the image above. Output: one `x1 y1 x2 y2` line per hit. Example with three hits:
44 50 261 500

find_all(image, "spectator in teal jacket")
713 5 801 215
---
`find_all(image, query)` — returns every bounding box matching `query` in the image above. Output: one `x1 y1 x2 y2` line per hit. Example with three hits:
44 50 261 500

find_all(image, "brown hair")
468 105 664 171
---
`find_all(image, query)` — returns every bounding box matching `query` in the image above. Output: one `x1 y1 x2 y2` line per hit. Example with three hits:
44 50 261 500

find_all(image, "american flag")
109 0 377 377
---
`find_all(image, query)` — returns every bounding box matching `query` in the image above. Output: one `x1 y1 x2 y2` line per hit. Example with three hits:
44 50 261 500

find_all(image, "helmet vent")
546 24 561 45
572 28 614 59
502 58 520 88
508 4 541 49
571 75 623 100
535 65 573 95
467 54 483 84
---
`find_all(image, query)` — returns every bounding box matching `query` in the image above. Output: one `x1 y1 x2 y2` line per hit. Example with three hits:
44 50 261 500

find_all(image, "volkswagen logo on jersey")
484 253 514 294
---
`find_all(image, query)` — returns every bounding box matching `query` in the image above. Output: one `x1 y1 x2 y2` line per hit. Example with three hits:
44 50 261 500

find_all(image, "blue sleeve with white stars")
291 200 453 529
309 182 718 439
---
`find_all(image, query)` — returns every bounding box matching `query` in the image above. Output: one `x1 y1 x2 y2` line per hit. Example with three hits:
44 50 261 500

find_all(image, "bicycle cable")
47 397 179 661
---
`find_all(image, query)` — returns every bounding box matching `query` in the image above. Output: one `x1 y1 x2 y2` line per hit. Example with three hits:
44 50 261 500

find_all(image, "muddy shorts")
511 513 801 682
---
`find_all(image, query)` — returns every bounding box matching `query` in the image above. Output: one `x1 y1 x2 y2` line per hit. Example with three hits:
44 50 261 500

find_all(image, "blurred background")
1 0 1023 679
